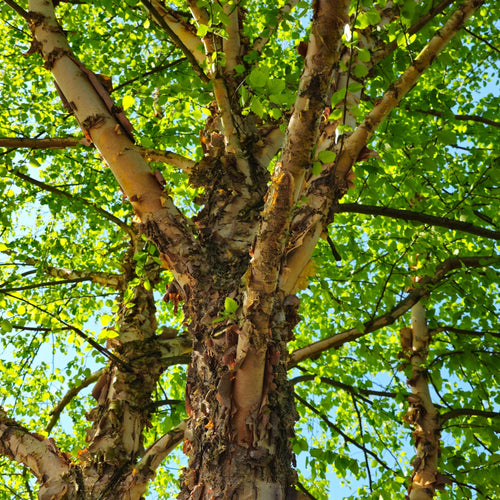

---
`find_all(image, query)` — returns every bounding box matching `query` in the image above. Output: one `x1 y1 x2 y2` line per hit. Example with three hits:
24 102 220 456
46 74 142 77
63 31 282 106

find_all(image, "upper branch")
289 255 500 366
409 108 500 129
335 203 500 240
371 0 455 66
27 0 205 291
282 0 349 198
0 136 84 149
11 168 135 239
0 135 197 171
251 0 300 55
336 0 486 179
440 408 500 424
45 369 105 433
141 0 208 83
222 1 241 75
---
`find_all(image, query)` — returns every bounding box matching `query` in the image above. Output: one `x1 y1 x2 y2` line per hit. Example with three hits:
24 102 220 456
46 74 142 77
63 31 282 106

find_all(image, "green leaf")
353 64 369 78
197 24 209 37
250 96 265 117
224 297 239 314
0 319 13 333
122 95 135 110
248 68 269 88
357 48 371 62
100 314 113 326
312 161 322 176
317 150 336 163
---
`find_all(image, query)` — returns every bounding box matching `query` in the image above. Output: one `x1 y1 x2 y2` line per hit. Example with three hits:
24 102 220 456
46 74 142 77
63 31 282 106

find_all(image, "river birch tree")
0 0 499 498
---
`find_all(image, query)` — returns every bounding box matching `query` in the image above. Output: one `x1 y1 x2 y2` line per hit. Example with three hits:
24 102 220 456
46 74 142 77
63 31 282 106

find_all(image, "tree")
0 0 498 498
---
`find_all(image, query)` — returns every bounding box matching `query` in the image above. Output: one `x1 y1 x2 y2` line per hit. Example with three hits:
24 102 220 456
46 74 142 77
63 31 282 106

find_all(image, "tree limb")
222 1 241 75
141 147 196 171
234 0 351 438
336 0 485 180
0 253 126 290
0 136 197 171
45 369 105 433
403 302 441 500
410 108 500 128
295 393 392 471
112 421 186 500
11 168 135 239
0 136 84 149
0 407 74 499
2 291 131 371
371 0 455 66
251 0 300 54
0 278 93 293
280 0 485 294
463 26 500 56
335 203 500 240
291 374 397 401
289 255 500 366
4 0 30 20
141 0 208 83
433 325 500 339
113 57 188 92
440 408 500 424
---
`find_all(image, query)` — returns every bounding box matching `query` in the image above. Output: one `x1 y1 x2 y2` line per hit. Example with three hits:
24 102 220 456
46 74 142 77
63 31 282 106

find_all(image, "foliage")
0 0 499 498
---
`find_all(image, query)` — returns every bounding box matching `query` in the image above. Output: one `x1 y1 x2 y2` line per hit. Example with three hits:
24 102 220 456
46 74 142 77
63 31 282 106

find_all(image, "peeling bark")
400 303 443 500
2 0 487 498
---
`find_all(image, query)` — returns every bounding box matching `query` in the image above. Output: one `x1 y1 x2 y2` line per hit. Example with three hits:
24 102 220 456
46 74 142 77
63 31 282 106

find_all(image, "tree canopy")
0 0 499 499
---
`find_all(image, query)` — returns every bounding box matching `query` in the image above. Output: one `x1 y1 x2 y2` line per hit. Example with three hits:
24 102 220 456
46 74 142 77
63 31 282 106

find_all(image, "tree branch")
0 253 126 290
371 0 455 66
280 0 485 294
462 26 500 56
291 374 397 401
440 408 500 424
140 147 196 171
0 136 84 149
2 291 131 371
295 393 392 471
402 303 442 500
113 421 186 500
45 369 105 433
336 0 485 181
113 57 188 92
140 0 208 83
222 1 241 75
335 203 500 240
0 136 197 171
11 168 135 239
0 407 74 499
410 108 500 129
4 0 30 20
251 0 300 54
0 278 91 293
289 255 500 366
433 325 500 339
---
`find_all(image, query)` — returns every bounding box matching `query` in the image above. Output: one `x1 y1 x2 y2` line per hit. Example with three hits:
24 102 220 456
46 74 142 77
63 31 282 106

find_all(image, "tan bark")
2 0 486 498
401 302 443 499
0 408 75 500
148 1 206 65
280 0 485 295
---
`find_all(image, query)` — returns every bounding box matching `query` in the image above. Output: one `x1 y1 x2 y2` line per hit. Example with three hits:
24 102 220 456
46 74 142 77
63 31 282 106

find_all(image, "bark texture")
0 0 487 498
401 303 444 500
